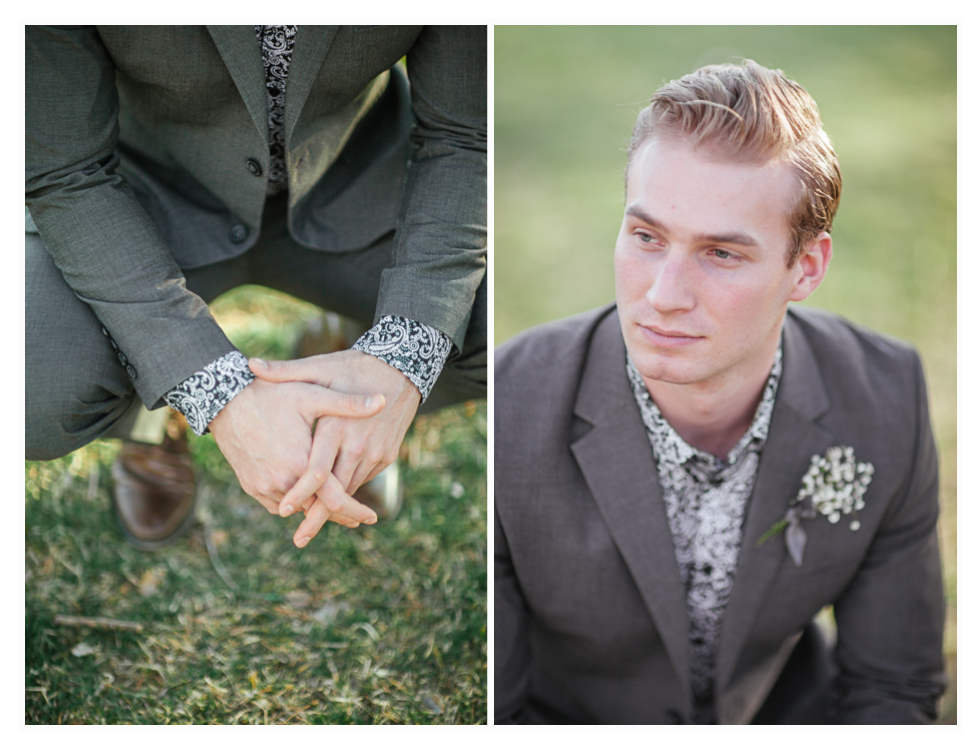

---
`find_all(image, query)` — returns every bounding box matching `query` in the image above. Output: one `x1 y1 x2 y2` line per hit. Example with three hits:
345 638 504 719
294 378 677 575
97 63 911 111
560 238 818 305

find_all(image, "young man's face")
615 137 822 391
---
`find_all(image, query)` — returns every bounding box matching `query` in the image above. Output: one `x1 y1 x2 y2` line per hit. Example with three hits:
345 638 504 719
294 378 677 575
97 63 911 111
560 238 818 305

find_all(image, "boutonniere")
757 446 874 566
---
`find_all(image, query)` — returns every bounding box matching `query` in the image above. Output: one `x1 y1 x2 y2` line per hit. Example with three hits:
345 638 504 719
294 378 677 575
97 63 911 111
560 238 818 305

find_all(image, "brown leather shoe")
294 312 365 359
111 412 198 550
353 462 404 522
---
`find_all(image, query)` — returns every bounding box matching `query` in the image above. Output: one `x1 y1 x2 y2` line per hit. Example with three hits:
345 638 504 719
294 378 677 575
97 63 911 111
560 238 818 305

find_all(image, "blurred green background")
495 25 956 723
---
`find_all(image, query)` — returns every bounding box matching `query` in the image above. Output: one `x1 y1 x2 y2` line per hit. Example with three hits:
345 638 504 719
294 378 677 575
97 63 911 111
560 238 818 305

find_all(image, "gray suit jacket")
494 304 945 724
26 25 486 409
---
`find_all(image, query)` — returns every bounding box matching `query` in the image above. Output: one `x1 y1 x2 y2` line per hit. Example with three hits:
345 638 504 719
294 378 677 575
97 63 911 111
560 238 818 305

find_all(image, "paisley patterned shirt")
625 346 782 725
255 24 296 195
163 27 450 435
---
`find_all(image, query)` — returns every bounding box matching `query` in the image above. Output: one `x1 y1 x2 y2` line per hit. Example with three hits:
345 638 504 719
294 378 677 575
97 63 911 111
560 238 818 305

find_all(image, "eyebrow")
624 205 760 247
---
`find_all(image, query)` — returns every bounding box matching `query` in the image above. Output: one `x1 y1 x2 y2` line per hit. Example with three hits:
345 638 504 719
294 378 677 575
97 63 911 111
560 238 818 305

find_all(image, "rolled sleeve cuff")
163 350 255 436
351 315 451 402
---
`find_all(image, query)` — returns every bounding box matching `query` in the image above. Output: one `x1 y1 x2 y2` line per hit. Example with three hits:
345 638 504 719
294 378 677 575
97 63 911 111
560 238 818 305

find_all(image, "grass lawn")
495 25 956 723
25 287 487 724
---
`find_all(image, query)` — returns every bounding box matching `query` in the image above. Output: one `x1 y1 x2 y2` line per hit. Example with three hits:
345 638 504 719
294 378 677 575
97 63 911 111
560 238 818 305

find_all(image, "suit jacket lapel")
569 309 692 701
207 26 269 144
715 310 835 698
284 26 340 144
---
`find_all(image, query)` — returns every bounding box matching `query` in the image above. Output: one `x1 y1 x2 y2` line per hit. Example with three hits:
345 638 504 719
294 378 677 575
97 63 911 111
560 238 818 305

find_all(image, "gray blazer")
494 304 945 724
26 26 486 409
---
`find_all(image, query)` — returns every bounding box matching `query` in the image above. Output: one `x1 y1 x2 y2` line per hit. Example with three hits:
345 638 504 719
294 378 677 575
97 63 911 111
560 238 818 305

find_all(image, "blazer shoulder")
786 305 926 412
495 304 617 450
788 306 921 364
495 304 616 393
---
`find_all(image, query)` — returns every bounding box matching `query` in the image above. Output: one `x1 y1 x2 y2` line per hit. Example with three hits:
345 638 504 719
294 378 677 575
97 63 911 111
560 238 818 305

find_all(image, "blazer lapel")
284 26 340 143
569 309 692 701
207 26 269 144
715 310 835 699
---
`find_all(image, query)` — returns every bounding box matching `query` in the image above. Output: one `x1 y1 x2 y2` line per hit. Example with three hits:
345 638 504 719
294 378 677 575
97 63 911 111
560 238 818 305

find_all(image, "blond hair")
627 61 842 267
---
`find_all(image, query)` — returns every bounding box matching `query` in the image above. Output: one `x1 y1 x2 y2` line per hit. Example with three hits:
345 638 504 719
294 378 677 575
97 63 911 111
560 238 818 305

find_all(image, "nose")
646 251 694 313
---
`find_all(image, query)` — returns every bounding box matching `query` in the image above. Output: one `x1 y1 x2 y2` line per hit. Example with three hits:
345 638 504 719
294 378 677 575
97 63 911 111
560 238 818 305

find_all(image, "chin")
629 350 703 386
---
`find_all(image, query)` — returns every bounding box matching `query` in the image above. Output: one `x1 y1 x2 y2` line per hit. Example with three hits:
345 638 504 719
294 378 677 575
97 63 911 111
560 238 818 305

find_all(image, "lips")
638 323 704 348
646 324 698 338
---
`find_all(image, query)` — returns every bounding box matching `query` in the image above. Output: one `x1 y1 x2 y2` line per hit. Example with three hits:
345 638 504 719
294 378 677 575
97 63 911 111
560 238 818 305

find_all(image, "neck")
644 344 779 461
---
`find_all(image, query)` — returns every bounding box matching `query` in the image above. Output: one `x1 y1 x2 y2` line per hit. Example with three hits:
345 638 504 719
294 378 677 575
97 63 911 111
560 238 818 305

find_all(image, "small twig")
54 615 144 633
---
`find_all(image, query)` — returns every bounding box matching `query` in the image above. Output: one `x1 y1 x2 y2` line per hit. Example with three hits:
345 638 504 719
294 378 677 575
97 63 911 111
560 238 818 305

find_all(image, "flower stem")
757 519 789 547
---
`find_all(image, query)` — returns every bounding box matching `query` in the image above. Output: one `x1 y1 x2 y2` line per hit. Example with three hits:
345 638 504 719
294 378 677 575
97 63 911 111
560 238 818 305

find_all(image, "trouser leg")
25 233 137 460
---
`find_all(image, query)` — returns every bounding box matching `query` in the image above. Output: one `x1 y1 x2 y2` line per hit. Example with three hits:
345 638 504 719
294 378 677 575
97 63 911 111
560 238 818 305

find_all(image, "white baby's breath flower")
804 447 873 530
758 445 875 566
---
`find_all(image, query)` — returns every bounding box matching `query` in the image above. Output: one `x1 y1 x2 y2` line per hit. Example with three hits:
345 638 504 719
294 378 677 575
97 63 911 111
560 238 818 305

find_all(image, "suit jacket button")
126 364 138 380
664 709 684 724
117 351 128 366
100 325 110 338
229 224 248 243
245 158 263 177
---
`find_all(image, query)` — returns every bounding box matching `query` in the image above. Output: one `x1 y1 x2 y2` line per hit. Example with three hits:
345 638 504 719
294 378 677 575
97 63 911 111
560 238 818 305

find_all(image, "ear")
789 232 832 302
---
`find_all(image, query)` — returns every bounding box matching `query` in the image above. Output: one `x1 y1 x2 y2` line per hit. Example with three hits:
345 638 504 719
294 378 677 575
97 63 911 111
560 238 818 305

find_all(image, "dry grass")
25 287 487 724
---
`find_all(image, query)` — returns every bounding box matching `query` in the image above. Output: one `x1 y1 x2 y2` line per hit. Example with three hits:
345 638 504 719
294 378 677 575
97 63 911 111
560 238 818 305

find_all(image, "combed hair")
626 61 842 267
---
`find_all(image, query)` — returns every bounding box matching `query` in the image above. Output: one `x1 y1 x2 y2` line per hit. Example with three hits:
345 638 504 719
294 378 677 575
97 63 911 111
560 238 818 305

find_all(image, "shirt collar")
625 345 783 471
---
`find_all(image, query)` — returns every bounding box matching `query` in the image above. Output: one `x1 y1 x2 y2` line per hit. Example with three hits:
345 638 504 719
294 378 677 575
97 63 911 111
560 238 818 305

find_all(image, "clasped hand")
208 350 420 548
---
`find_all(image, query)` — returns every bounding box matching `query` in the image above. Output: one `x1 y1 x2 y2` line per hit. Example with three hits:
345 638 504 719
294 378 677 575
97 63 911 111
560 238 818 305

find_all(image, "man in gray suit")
26 26 485 548
494 61 944 723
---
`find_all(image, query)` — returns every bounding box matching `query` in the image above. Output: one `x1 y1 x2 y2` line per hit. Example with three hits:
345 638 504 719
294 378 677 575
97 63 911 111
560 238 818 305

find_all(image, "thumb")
249 356 321 384
309 389 385 419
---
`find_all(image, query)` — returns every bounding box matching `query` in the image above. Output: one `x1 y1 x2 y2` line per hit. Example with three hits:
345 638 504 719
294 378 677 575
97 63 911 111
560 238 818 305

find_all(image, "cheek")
708 281 786 340
614 246 655 299
613 247 639 299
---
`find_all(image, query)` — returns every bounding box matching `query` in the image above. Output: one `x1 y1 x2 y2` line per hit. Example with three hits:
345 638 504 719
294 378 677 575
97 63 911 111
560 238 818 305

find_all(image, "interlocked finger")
292 473 376 547
300 494 357 527
305 387 384 420
278 436 340 518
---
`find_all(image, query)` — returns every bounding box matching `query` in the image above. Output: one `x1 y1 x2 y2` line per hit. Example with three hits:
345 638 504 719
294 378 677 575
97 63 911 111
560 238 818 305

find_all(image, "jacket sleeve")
26 25 236 410
831 350 947 723
375 25 487 353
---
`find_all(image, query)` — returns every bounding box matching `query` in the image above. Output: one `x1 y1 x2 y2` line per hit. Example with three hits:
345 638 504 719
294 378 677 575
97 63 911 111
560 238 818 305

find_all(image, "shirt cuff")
351 315 451 403
163 350 255 436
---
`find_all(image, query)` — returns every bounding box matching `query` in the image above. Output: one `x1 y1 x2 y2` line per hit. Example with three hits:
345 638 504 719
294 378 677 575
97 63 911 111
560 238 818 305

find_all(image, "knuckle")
348 435 369 456
267 473 287 494
323 489 344 512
